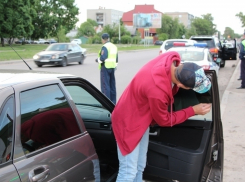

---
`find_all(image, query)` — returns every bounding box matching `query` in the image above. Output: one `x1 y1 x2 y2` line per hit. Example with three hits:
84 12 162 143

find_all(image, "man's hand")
192 103 211 115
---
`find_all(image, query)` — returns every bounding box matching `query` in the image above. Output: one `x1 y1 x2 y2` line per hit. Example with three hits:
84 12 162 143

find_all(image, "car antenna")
6 40 32 70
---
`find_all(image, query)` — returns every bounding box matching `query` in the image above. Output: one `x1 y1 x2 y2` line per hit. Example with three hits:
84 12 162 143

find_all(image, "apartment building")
87 8 124 27
164 12 194 28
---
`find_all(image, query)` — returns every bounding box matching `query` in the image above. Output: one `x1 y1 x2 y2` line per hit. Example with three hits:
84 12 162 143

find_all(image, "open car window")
173 88 212 121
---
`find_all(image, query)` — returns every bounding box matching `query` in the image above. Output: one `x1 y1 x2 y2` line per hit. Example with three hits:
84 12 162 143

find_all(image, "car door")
73 44 82 62
221 39 237 60
0 87 21 182
60 77 119 181
144 71 224 182
67 44 76 63
12 79 99 182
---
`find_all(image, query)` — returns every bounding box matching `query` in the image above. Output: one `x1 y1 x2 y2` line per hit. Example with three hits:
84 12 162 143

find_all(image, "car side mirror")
68 49 72 52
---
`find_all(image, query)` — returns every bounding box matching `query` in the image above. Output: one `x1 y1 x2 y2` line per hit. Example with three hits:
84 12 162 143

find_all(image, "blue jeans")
100 66 116 104
116 127 149 182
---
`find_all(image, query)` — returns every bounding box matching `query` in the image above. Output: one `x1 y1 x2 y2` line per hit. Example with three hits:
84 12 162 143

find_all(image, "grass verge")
0 44 160 61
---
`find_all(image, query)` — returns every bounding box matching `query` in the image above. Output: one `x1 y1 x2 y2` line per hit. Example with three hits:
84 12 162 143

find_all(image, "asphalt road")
0 49 239 101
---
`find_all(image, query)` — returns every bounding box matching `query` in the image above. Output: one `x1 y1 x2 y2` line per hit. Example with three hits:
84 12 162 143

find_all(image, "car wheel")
220 60 225 68
62 57 67 67
37 64 42 67
78 55 84 65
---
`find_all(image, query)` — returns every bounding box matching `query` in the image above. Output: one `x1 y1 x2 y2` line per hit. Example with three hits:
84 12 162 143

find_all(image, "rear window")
191 39 215 48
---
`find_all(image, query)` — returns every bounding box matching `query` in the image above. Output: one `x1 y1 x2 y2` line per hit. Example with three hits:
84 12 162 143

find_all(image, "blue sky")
75 0 245 34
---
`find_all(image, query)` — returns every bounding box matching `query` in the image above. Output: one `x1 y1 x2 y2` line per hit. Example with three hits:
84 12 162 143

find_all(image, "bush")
92 35 101 44
132 36 141 44
112 37 119 44
121 35 132 44
87 37 93 44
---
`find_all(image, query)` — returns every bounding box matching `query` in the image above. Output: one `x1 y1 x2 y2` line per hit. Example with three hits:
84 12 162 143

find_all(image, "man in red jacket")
111 51 212 182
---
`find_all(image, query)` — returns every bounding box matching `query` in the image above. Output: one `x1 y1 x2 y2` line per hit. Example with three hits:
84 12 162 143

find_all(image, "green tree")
178 23 186 39
202 13 216 34
77 21 96 37
156 15 183 39
0 0 35 46
31 0 79 40
87 19 98 26
223 27 235 39
190 14 216 36
236 12 245 29
57 26 70 42
185 25 197 38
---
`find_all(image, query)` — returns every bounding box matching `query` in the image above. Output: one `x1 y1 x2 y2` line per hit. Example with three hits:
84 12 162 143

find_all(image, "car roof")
0 69 73 89
163 39 196 42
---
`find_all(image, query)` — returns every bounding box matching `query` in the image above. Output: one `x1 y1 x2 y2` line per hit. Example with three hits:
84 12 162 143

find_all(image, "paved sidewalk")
221 59 245 181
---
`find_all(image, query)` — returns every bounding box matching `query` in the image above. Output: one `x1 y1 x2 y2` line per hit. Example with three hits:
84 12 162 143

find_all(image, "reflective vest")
242 39 245 50
98 42 117 69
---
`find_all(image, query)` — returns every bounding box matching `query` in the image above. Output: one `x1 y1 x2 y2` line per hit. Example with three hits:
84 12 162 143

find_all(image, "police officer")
237 32 245 89
96 33 118 103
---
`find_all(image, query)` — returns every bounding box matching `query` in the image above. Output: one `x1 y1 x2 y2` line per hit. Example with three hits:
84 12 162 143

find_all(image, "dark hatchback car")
33 43 86 67
0 69 223 182
190 35 237 68
154 40 163 45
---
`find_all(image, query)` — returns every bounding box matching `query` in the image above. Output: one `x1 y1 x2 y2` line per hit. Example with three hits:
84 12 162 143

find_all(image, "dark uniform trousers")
100 65 116 104
241 58 245 87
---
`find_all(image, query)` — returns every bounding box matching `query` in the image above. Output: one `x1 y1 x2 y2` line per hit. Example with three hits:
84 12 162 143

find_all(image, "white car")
159 39 197 55
33 39 46 44
71 39 82 45
167 43 220 76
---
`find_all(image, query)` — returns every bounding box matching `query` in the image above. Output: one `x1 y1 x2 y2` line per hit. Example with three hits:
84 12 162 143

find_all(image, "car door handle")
149 131 158 136
29 165 50 182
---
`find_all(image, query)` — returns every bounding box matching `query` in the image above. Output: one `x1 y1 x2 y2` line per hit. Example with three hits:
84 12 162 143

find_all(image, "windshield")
175 50 204 61
46 44 68 51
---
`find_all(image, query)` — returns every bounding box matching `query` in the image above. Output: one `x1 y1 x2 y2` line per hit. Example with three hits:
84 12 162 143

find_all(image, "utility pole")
119 16 121 44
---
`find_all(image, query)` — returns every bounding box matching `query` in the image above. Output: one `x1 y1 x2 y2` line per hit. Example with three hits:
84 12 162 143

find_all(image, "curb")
220 59 240 118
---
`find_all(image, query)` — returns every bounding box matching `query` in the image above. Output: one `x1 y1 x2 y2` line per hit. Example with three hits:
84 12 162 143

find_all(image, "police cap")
102 33 109 40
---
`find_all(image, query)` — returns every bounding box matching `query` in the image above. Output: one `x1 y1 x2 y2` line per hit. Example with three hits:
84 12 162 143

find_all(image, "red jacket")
111 51 195 156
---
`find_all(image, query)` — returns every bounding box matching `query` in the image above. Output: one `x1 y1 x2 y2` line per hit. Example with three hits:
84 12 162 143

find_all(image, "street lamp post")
118 16 121 44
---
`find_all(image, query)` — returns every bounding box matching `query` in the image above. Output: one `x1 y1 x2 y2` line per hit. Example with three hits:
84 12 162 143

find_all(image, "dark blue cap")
102 33 109 40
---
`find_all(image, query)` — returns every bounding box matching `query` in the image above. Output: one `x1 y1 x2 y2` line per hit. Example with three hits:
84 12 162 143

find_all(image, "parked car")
167 42 220 75
154 40 163 45
44 39 57 44
222 42 234 48
190 35 237 68
33 43 86 67
15 39 32 44
33 39 46 44
71 39 82 45
159 39 197 54
0 67 224 182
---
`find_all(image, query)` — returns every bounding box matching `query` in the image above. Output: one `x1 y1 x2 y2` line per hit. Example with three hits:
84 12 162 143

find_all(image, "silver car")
167 45 220 76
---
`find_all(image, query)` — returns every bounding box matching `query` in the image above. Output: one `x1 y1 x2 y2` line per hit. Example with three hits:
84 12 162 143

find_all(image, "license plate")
40 60 50 62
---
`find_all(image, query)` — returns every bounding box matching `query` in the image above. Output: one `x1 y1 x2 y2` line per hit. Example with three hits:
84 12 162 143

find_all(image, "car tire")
220 60 226 68
62 57 67 67
37 64 42 67
78 55 84 65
